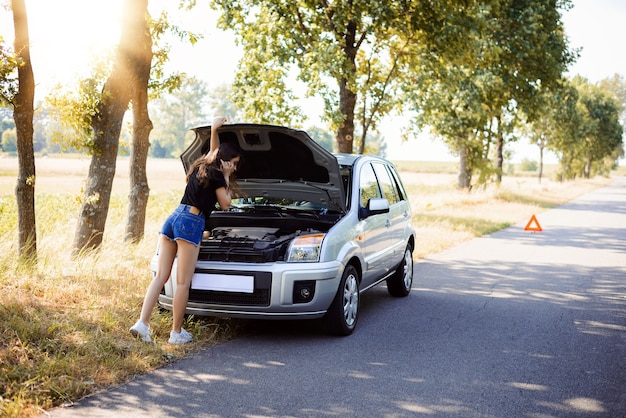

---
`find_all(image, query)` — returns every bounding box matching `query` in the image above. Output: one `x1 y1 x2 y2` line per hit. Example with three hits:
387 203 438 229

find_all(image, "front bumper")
154 258 344 320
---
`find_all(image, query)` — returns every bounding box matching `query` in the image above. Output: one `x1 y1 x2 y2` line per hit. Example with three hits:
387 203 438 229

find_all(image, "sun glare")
4 0 124 93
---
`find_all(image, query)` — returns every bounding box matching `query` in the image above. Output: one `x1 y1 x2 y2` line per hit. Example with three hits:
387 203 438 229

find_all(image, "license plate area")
192 273 254 293
188 270 272 306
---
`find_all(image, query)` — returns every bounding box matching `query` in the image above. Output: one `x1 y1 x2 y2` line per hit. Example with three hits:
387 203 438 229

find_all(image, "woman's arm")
215 186 231 210
215 159 236 210
205 116 227 162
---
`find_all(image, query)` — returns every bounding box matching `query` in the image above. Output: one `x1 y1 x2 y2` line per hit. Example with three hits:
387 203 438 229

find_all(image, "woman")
130 116 240 344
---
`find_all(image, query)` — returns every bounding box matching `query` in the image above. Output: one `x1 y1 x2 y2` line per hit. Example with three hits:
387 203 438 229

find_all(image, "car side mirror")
359 197 390 219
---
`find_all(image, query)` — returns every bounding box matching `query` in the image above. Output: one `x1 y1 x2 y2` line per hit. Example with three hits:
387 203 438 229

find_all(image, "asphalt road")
46 177 626 418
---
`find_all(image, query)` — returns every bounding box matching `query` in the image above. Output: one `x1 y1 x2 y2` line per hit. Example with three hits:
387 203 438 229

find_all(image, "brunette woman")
130 116 241 344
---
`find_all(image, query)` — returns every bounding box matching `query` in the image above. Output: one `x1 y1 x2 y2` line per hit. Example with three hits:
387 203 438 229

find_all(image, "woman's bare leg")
172 239 200 332
139 235 177 324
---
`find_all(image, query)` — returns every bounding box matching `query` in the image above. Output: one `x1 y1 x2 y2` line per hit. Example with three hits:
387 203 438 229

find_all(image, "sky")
1 0 625 162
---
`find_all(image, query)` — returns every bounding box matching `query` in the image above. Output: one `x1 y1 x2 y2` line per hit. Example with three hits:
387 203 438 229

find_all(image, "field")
0 155 621 417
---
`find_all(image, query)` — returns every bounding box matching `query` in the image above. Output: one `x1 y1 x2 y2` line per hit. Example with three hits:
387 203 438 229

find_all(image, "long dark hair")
187 142 242 190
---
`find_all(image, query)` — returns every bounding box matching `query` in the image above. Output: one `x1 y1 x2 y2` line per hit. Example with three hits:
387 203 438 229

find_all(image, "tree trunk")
538 142 544 184
125 103 152 243
336 78 357 153
584 156 592 179
495 115 504 184
335 20 358 154
125 1 153 243
73 0 146 253
357 130 366 155
73 92 127 253
11 0 37 262
457 138 472 189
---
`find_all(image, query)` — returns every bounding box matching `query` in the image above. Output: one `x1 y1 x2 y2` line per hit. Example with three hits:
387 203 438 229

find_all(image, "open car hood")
180 124 346 213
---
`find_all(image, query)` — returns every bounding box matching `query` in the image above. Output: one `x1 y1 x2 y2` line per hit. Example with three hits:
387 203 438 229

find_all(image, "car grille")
198 237 289 263
189 288 270 306
188 271 272 307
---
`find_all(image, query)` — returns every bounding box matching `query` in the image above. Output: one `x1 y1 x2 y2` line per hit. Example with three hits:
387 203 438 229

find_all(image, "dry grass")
0 155 619 417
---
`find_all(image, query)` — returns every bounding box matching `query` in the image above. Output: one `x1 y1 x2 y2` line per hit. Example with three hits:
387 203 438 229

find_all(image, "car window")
359 163 381 208
387 165 408 201
372 162 400 205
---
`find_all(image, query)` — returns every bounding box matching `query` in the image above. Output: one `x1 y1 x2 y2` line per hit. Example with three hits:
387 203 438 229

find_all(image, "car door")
372 162 410 267
357 162 394 285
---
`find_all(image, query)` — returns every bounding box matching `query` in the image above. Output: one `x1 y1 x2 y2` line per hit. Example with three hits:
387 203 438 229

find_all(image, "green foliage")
149 75 211 158
0 107 14 130
1 127 16 153
210 0 453 151
44 55 114 153
224 3 305 127
306 126 334 153
406 0 574 188
599 74 626 126
534 77 625 180
147 10 200 97
520 159 538 172
38 5 203 157
207 83 244 123
0 37 19 107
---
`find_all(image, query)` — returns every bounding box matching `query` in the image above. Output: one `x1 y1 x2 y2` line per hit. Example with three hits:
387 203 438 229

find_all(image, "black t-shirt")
180 166 227 221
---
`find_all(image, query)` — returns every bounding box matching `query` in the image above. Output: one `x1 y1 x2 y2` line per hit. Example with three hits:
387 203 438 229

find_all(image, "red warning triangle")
524 214 542 232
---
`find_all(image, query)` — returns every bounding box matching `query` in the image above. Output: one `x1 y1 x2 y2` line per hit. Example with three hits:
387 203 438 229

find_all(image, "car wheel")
325 264 360 336
387 245 413 297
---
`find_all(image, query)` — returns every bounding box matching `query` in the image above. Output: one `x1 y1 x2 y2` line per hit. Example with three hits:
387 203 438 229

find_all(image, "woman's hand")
220 159 237 178
212 116 227 129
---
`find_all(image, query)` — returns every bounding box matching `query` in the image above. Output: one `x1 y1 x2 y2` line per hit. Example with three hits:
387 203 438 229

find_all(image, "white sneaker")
130 320 151 343
169 328 193 344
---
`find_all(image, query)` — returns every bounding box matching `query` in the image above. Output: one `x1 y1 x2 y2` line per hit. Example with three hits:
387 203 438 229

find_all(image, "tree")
523 94 553 183
599 74 626 121
546 80 584 180
408 60 492 188
207 83 244 123
73 0 150 253
7 0 37 262
481 0 574 183
407 0 574 189
575 79 623 178
149 75 210 158
125 0 154 243
535 77 624 180
211 0 464 154
45 2 199 251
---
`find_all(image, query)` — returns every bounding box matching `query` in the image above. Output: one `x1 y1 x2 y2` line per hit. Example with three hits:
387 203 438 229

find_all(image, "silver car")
154 124 415 335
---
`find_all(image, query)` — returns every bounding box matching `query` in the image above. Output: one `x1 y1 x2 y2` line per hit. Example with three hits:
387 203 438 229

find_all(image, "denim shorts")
160 204 205 246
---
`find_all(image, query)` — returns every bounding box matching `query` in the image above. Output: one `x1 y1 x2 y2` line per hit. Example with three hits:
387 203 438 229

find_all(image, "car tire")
386 245 413 297
324 264 360 336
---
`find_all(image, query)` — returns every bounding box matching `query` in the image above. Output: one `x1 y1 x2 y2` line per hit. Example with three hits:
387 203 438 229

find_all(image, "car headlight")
286 234 325 262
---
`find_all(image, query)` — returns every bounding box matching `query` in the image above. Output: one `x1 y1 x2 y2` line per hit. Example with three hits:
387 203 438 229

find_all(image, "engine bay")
199 210 340 263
